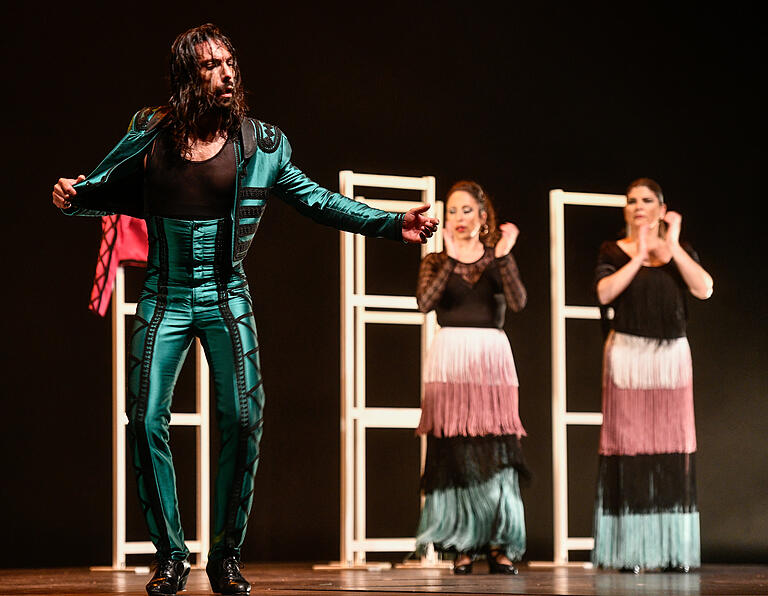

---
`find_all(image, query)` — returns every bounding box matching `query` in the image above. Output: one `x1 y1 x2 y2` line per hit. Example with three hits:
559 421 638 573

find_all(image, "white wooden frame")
331 171 441 567
95 265 211 570
549 189 625 565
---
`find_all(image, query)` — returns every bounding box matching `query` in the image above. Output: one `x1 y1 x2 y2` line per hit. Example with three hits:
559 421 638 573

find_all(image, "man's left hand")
402 205 439 244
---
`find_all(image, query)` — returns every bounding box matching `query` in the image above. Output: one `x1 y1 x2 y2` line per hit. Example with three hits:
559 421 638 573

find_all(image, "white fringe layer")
424 327 519 387
607 332 692 390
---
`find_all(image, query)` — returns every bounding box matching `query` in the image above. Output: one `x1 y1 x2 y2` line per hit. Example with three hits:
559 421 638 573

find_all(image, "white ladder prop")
314 171 445 570
92 264 211 571
543 189 625 567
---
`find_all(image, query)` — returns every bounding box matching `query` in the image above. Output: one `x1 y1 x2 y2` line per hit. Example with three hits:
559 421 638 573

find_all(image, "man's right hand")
52 174 85 209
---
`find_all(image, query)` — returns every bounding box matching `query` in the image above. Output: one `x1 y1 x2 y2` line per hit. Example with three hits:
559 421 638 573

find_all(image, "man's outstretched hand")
402 205 439 244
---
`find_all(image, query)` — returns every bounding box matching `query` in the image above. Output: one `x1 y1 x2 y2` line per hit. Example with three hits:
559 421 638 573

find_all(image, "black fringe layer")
597 453 697 514
421 434 529 493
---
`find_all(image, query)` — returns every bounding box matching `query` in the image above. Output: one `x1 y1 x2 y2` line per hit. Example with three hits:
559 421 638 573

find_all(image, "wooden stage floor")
1 563 766 595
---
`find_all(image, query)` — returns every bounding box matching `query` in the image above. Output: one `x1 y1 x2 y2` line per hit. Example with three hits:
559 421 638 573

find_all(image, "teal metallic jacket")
64 107 404 265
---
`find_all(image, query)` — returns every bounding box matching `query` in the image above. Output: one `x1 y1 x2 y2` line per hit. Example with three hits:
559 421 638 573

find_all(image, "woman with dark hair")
592 178 713 573
414 181 528 574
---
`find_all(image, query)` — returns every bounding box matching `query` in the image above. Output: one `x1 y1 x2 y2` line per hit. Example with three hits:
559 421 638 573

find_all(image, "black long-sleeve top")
416 247 526 328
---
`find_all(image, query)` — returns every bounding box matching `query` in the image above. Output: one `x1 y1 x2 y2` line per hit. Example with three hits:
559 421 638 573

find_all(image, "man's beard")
174 83 243 136
207 93 235 113
209 101 234 117
211 82 237 110
200 91 237 129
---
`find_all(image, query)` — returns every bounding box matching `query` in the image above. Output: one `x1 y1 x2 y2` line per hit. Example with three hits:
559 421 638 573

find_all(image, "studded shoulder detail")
131 106 170 132
254 120 282 153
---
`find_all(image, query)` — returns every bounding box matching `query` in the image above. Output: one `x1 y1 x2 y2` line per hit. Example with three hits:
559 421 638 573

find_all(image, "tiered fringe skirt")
593 331 700 569
416 328 527 560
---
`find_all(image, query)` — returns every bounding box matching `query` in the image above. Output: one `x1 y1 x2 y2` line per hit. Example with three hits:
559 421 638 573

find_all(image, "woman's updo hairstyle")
626 177 664 204
446 180 500 247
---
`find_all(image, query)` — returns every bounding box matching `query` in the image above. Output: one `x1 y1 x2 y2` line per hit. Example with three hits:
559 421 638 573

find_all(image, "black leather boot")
206 556 251 595
146 558 190 595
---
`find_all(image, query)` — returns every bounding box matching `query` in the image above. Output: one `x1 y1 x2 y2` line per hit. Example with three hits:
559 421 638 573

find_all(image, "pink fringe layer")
417 382 526 438
600 338 696 456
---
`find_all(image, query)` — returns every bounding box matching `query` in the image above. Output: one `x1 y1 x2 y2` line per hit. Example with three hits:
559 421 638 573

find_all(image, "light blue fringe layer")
416 467 525 560
593 507 700 569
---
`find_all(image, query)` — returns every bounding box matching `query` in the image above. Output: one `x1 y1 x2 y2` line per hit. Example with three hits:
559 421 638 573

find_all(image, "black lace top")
595 241 700 340
416 247 526 328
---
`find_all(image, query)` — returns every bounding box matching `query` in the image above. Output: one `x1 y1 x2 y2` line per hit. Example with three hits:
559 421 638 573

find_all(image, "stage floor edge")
0 562 766 595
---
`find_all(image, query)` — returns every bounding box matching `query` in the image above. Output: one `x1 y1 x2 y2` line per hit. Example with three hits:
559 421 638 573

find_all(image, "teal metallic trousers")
127 217 264 562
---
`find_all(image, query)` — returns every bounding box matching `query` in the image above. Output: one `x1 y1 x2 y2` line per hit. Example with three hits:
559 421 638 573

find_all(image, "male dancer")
52 24 437 596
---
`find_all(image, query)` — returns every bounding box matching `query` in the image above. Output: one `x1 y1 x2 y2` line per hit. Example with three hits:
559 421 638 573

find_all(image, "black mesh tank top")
144 130 236 220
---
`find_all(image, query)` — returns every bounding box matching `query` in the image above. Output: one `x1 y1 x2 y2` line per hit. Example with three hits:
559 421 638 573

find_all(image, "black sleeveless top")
144 131 235 220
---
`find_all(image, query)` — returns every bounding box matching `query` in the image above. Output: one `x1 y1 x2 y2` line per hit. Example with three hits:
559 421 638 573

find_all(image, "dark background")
2 2 765 567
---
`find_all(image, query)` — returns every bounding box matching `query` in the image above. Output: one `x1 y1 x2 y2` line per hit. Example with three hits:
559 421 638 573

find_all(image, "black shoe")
146 558 190 595
619 565 641 574
453 559 473 575
206 556 251 595
664 565 691 573
487 549 518 575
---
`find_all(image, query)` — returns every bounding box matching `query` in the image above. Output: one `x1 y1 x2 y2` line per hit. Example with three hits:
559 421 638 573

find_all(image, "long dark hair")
446 180 500 247
166 24 248 158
